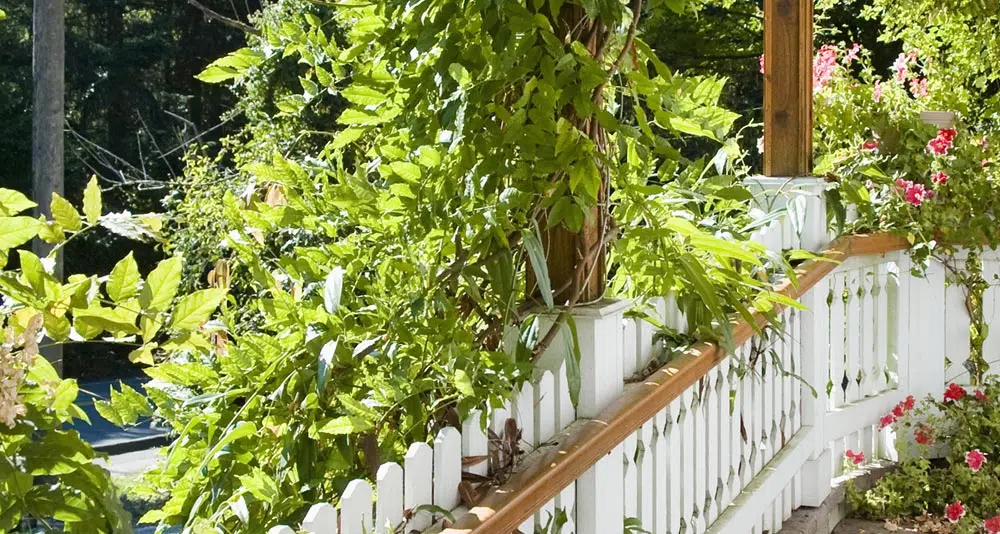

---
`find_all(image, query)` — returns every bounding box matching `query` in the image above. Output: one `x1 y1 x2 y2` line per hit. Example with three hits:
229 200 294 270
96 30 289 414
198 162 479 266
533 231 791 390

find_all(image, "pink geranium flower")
966 449 987 472
895 179 933 206
931 172 949 186
909 77 929 98
891 53 910 83
759 55 765 75
945 501 966 523
944 382 966 402
844 43 862 63
813 45 839 92
845 449 865 465
984 516 1000 534
903 395 916 411
873 80 883 103
862 140 879 151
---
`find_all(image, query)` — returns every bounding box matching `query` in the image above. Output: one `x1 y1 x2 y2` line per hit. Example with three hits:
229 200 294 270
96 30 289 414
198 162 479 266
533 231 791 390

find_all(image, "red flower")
845 449 865 465
927 129 957 156
903 395 916 411
879 413 896 429
862 140 880 151
966 449 987 472
945 501 966 523
892 404 905 418
931 171 949 186
944 382 966 402
915 424 934 445
984 516 1000 534
976 389 988 401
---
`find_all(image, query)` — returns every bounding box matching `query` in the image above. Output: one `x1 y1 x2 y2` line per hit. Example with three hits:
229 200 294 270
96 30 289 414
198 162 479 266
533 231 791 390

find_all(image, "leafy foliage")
849 380 1000 532
0 181 218 532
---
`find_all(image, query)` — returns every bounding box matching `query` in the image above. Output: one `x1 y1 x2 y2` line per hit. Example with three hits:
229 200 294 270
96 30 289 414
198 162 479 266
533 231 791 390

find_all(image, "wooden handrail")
441 232 909 534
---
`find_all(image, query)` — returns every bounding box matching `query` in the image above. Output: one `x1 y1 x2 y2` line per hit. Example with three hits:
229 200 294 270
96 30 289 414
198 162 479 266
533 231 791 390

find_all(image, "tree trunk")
32 0 65 374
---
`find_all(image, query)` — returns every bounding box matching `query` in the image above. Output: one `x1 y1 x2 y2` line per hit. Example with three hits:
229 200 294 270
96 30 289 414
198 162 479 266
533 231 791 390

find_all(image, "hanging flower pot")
921 110 957 129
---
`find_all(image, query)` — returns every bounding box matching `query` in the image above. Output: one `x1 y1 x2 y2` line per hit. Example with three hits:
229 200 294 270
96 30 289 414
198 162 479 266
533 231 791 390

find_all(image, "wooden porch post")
763 0 813 177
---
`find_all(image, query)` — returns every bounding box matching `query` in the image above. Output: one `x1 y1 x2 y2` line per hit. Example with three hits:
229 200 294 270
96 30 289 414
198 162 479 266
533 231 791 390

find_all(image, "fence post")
745 176 828 252
798 276 832 506
545 299 629 534
907 258 946 400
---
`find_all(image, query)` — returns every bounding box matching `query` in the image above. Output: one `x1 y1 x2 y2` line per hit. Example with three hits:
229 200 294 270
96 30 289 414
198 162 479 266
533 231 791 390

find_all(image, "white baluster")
536 371 556 444
404 442 433 531
433 427 462 512
341 480 373 534
302 503 338 534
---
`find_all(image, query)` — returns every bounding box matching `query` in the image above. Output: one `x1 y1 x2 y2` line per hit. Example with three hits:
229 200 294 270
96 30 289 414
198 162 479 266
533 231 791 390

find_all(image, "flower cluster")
944 382 967 402
986 516 1000 534
813 45 839 92
0 319 40 429
931 171 949 186
879 395 916 429
845 449 866 466
891 51 919 83
927 128 958 156
914 423 934 445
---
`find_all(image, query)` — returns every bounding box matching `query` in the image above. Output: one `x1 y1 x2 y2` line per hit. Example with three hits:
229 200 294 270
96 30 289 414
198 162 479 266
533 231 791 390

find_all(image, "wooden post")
32 0 65 375
763 0 813 177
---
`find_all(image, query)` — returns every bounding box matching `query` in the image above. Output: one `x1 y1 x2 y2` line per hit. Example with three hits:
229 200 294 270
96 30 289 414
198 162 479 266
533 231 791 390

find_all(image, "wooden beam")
441 232 910 534
33 0 65 375
763 0 813 177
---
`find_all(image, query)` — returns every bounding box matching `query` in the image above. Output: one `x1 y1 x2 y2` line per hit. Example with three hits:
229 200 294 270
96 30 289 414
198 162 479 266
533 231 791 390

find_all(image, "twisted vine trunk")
536 7 617 307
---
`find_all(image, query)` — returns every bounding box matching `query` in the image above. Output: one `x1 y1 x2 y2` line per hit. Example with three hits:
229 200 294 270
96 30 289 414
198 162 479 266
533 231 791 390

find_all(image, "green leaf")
170 288 227 330
563 314 582 407
82 177 101 225
453 369 475 396
95 383 153 427
0 188 37 216
389 161 422 182
341 85 386 105
0 9 6 20
524 222 554 310
0 217 42 249
50 193 82 231
196 65 239 84
317 339 337 396
448 63 471 87
144 362 219 387
417 146 442 167
140 256 183 311
128 345 156 366
107 252 141 302
317 416 373 435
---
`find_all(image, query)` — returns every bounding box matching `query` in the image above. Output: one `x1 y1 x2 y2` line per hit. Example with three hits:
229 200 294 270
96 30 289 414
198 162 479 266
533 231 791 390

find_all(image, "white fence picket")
302 503 338 534
340 480 373 534
404 442 433 531
375 463 403 534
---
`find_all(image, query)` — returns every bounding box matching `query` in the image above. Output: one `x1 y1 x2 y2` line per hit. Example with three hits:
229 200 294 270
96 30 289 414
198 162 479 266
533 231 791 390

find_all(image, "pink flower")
984 516 1000 534
915 424 934 445
940 128 957 142
909 77 929 98
759 55 766 75
895 179 933 206
862 140 880 151
945 501 966 523
844 43 862 63
903 395 916 411
932 172 950 186
976 389 988 401
813 45 839 92
757 136 765 154
845 449 865 465
944 382 966 402
873 80 883 102
966 449 987 472
891 53 910 83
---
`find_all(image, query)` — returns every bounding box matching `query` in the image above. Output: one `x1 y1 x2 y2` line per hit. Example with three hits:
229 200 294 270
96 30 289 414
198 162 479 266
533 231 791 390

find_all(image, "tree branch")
187 0 261 35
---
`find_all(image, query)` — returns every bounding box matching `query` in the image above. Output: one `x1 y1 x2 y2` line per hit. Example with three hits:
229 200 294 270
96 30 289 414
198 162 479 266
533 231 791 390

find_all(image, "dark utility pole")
33 0 65 375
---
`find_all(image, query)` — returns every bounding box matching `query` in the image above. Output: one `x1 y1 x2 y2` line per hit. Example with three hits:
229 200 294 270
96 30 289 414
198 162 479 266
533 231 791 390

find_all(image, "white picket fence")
267 178 1000 534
